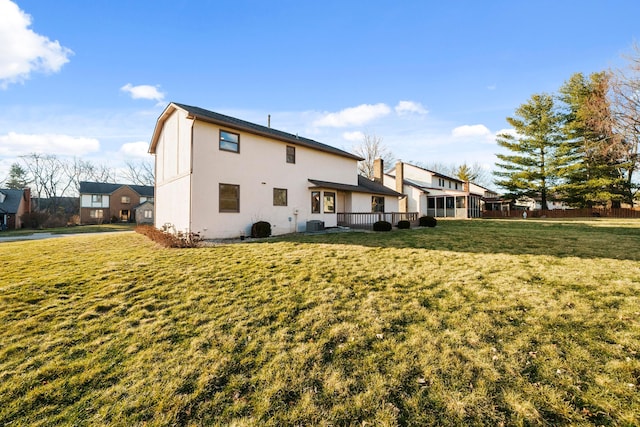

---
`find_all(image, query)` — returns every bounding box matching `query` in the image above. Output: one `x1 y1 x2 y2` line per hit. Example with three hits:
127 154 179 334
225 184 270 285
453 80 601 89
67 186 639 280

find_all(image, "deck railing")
337 212 419 229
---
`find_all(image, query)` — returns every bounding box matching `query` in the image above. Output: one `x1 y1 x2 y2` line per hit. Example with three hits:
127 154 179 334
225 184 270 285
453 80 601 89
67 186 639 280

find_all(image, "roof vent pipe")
268 114 271 128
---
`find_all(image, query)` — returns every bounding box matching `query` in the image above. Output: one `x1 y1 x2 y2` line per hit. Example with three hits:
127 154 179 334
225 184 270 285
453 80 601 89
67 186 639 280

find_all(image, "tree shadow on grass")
268 219 640 262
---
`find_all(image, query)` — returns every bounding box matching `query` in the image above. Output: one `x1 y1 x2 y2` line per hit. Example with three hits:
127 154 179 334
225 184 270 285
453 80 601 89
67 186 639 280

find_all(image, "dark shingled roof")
0 189 25 214
150 102 363 161
308 176 404 197
79 182 154 197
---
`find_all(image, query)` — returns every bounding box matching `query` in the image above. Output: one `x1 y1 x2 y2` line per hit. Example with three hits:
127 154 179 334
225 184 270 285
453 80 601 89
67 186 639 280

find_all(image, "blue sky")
1 0 638 185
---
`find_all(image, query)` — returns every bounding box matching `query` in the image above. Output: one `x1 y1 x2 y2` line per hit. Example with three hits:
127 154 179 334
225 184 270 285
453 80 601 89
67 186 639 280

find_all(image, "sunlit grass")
1 219 639 425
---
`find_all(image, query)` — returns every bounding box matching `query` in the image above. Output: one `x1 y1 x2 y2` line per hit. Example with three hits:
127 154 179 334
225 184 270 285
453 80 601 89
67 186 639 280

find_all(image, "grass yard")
1 219 639 426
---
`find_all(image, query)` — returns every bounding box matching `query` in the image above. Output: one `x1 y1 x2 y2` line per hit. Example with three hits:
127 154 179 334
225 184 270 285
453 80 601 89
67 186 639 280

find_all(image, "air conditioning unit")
306 220 325 232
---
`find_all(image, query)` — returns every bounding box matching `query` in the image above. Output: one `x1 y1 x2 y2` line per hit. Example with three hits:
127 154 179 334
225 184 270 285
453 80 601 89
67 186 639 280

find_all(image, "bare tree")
62 157 107 196
353 133 395 179
121 160 154 186
20 153 68 213
610 43 640 205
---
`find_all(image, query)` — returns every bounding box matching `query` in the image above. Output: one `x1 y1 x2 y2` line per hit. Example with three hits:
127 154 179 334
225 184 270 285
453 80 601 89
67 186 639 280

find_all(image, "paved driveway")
0 231 134 243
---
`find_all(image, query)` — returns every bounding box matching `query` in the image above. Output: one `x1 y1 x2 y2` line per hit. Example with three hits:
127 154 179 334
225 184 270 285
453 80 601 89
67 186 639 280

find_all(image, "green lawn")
1 219 639 426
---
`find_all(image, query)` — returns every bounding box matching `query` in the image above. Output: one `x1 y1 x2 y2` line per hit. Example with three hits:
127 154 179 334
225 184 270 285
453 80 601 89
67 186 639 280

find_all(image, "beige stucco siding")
189 120 358 238
154 109 193 233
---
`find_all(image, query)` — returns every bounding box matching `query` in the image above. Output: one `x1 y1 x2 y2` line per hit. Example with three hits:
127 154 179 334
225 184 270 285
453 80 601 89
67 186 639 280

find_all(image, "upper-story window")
220 130 240 153
286 146 296 164
438 178 445 187
92 194 102 203
121 196 130 204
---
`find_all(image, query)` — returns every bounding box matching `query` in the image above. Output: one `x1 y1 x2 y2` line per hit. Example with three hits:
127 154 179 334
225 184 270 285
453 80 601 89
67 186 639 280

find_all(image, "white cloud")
395 100 428 116
0 0 73 88
313 103 391 127
496 128 516 138
342 131 365 142
451 124 492 139
121 83 165 102
487 84 497 90
119 141 150 158
0 132 100 156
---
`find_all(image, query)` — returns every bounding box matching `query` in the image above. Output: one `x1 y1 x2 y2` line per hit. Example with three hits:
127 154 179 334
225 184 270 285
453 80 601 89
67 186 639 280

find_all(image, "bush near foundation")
373 221 392 231
251 221 272 238
419 216 437 227
397 220 411 229
135 225 202 248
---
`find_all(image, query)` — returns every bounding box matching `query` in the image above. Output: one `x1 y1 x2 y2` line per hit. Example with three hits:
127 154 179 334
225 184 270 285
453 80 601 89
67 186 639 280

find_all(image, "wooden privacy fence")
337 212 419 229
482 208 640 219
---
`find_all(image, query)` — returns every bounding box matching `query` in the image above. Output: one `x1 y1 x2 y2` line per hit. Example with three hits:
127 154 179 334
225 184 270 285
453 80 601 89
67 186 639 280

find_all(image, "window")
448 181 452 188
219 183 240 212
438 178 445 187
455 183 459 190
311 191 321 213
323 192 335 213
121 196 130 204
456 196 466 209
144 210 153 219
286 146 295 164
91 194 102 203
427 198 435 209
273 188 287 206
219 130 239 153
446 197 455 209
372 196 385 213
90 209 103 219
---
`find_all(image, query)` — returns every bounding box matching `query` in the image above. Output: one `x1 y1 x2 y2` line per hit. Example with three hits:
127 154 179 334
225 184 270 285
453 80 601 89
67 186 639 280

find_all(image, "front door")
120 209 130 222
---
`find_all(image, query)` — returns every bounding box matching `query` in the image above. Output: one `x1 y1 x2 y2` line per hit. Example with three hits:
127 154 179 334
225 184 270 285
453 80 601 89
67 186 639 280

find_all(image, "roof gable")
79 181 154 196
0 189 24 213
149 102 363 161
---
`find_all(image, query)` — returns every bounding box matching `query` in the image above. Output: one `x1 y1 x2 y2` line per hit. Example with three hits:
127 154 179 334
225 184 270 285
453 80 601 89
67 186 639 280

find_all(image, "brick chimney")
23 188 31 213
373 158 383 183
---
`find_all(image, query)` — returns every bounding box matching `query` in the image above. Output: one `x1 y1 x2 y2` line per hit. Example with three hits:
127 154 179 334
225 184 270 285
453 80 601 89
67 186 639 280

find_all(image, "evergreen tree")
4 163 30 189
557 72 627 207
494 93 563 209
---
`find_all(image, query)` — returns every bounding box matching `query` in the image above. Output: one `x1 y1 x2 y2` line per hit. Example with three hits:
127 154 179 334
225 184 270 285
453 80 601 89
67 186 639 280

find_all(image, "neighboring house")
148 102 407 239
0 188 31 230
135 200 155 225
381 160 484 218
79 182 154 224
513 195 573 211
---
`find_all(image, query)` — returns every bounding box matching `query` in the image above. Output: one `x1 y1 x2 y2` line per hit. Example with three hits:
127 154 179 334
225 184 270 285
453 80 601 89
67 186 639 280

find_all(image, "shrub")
20 211 49 229
251 221 271 238
373 220 392 232
397 220 411 229
419 215 437 227
135 225 203 248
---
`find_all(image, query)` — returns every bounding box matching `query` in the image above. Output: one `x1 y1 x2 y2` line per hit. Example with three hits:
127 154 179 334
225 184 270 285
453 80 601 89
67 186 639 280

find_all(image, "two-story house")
381 160 484 218
79 182 154 224
0 188 31 229
148 102 405 239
